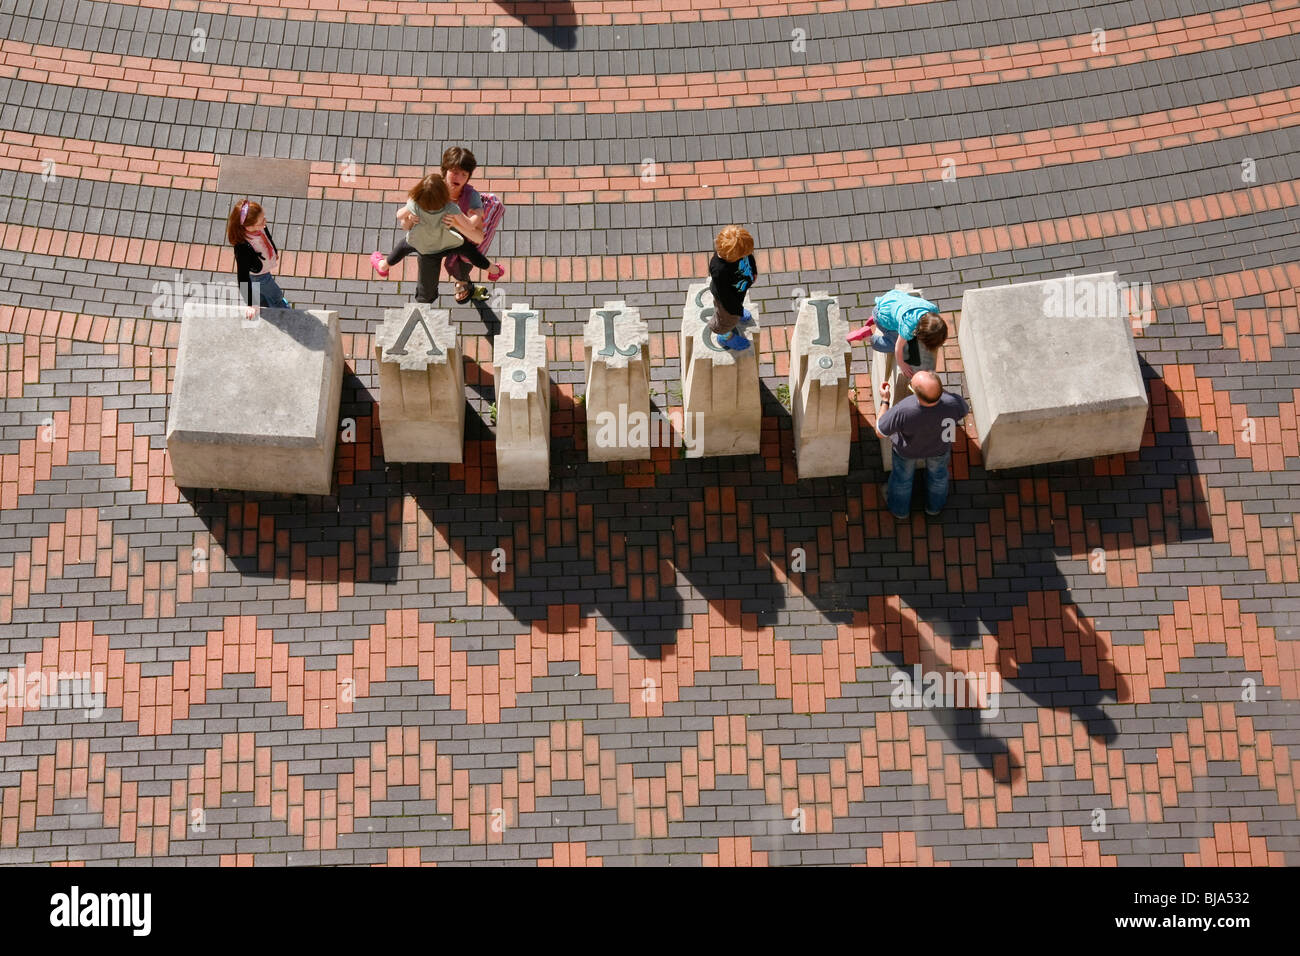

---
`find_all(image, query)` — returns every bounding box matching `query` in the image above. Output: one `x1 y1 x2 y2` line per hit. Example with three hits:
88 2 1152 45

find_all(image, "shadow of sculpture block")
679 282 761 458
493 303 550 490
790 292 851 478
959 272 1149 470
166 305 343 495
583 300 651 461
374 304 464 463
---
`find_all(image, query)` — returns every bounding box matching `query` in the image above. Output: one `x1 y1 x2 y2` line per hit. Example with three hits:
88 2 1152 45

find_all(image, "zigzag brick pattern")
0 0 1297 866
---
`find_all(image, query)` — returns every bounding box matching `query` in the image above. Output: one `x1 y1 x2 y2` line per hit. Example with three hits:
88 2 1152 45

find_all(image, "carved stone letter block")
374 304 464 463
583 300 652 461
679 282 761 458
492 304 551 490
790 292 851 478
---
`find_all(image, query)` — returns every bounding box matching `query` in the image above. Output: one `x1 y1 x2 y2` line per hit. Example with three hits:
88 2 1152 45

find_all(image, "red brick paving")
0 0 1297 868
4 1 1297 114
7 85 1299 201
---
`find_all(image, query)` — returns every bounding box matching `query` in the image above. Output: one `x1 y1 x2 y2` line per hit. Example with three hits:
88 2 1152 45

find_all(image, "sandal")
369 251 390 277
454 281 473 304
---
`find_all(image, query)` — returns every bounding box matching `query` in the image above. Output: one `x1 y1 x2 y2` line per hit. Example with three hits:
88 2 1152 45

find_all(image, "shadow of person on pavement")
493 1 579 50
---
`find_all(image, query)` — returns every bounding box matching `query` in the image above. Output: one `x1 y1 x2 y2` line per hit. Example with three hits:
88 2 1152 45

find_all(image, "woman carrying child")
437 146 506 303
370 172 492 304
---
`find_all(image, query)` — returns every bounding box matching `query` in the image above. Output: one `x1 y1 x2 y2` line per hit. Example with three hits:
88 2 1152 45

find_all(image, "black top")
708 253 758 316
232 227 279 306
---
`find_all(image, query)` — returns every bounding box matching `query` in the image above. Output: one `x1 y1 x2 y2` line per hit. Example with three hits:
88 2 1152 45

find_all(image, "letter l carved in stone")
596 309 639 358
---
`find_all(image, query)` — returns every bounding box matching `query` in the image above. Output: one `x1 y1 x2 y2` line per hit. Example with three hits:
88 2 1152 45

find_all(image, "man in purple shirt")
875 371 968 519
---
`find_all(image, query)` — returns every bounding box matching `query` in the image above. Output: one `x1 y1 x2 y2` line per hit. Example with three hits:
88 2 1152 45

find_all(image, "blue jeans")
886 448 951 517
871 328 933 368
870 328 897 354
251 273 290 309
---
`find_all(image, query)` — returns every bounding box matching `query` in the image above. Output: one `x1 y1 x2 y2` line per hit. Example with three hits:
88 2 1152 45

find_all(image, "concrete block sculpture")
679 282 761 458
789 292 851 478
373 304 464 463
583 301 651 461
958 272 1149 470
492 303 551 490
166 305 343 495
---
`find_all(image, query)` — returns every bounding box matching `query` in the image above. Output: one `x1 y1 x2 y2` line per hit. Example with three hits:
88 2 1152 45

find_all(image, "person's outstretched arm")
896 333 916 379
444 210 484 243
875 388 898 439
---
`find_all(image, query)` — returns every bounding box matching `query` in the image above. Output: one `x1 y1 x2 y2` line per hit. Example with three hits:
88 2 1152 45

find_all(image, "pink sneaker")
846 325 873 343
487 263 505 282
370 251 390 277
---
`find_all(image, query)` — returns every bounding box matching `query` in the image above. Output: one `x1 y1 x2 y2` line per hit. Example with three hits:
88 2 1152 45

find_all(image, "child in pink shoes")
847 289 949 379
369 172 491 303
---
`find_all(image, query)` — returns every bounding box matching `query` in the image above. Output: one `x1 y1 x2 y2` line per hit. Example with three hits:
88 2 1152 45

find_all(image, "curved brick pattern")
4 2 1297 116
0 0 1298 868
4 177 1297 293
6 84 1299 206
71 0 955 27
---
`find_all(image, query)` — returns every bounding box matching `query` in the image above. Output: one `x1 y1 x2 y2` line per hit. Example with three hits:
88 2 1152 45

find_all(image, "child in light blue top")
848 289 945 379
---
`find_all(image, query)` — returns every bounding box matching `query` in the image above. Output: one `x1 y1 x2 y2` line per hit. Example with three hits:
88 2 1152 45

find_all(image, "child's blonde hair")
408 173 451 213
714 225 754 261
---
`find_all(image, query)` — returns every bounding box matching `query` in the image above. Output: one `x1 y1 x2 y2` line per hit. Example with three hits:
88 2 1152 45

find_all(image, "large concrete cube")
374 304 465 463
166 305 343 495
789 292 851 479
958 272 1149 471
679 282 761 458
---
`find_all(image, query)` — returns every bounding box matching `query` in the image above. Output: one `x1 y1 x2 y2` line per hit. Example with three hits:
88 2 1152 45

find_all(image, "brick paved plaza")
0 0 1298 867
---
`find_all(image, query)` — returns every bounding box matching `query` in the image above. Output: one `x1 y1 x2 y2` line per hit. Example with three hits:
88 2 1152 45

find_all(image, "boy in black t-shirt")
707 225 758 351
